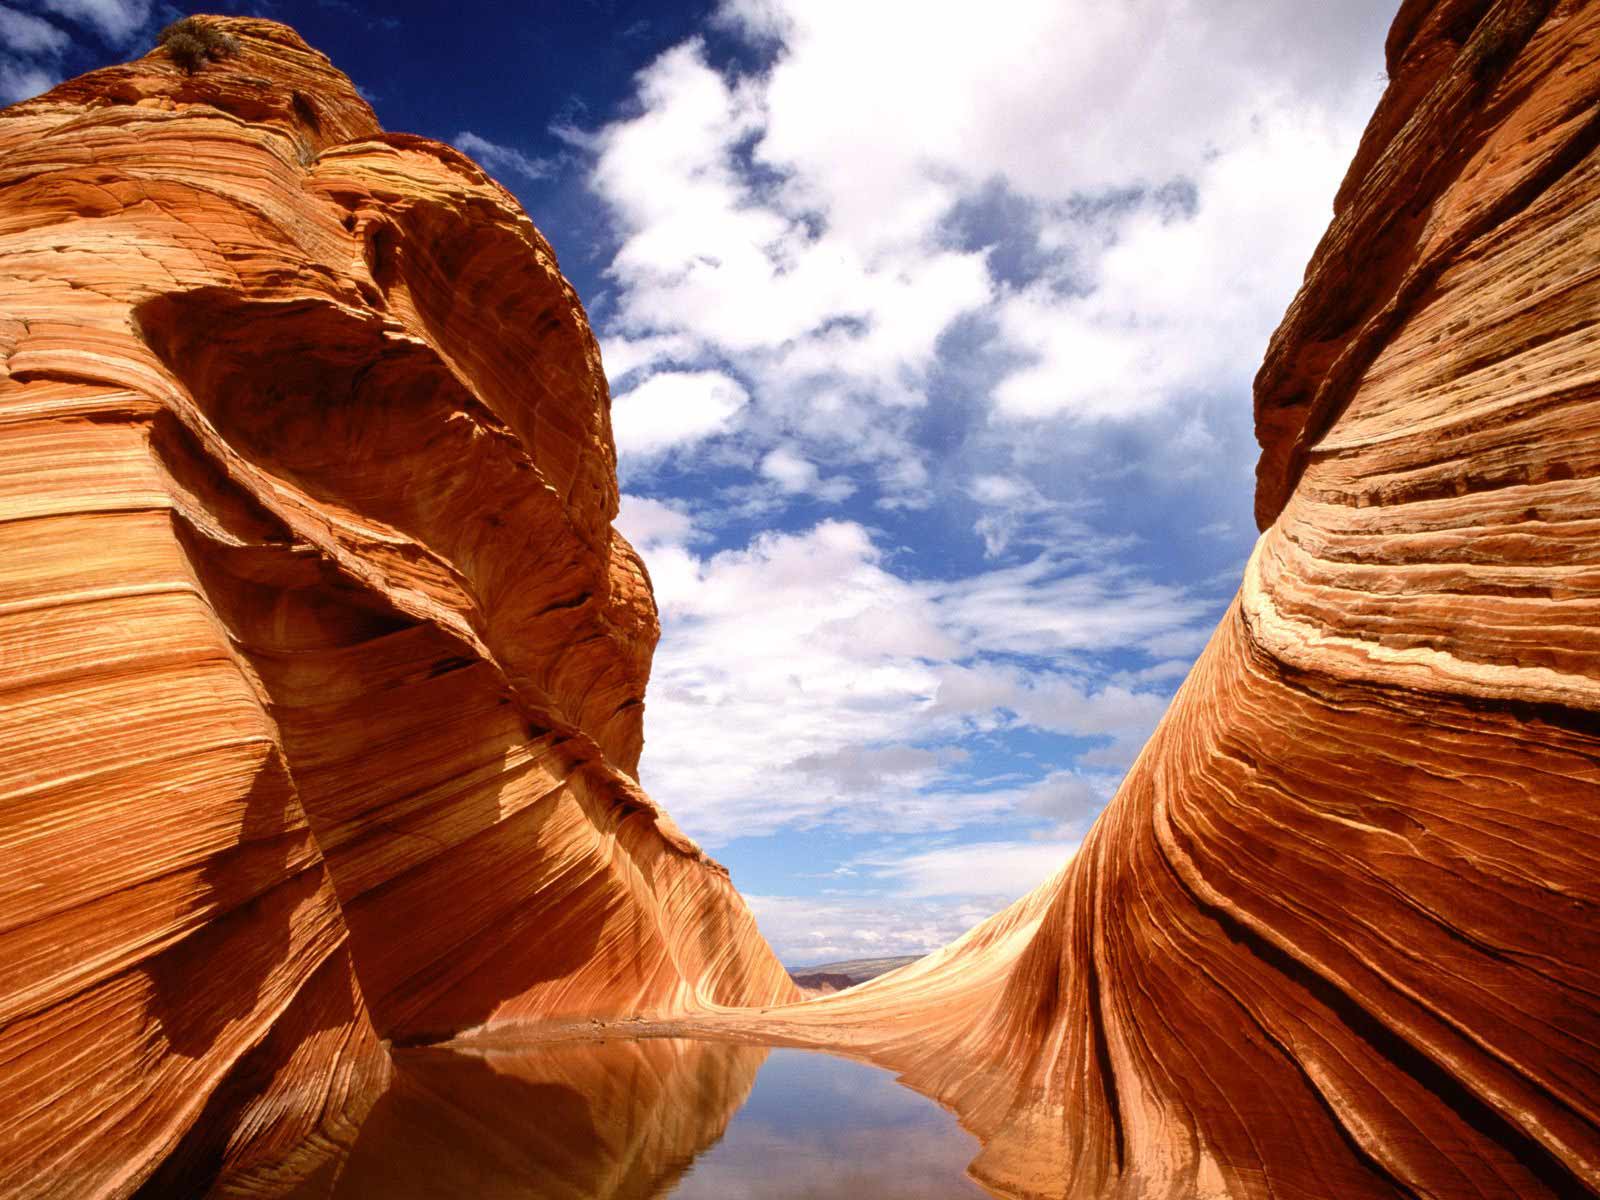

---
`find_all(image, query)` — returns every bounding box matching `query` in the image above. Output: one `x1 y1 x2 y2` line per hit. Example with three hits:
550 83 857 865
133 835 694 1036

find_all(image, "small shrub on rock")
157 17 240 73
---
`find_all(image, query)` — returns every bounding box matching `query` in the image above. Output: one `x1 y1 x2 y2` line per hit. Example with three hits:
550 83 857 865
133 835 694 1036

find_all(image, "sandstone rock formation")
0 18 795 1199
6 3 1600 1199
716 3 1600 1197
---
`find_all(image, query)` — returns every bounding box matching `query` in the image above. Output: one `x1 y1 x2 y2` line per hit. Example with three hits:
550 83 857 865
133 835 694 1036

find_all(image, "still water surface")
281 1037 992 1199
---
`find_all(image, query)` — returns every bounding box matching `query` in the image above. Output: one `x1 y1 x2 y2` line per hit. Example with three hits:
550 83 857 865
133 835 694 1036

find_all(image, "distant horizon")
786 951 925 973
0 0 1402 962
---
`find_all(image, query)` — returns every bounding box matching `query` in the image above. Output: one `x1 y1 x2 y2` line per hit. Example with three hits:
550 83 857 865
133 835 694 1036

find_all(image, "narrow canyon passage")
2 4 1599 1199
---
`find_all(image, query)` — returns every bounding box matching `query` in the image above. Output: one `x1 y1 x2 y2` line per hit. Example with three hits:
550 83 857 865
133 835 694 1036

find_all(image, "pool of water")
261 1036 993 1199
665 1044 992 1199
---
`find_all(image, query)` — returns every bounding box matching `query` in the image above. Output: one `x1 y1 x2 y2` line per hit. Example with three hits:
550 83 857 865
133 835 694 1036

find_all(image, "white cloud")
453 130 555 183
929 554 1214 659
0 6 69 55
988 105 1369 422
635 519 955 839
859 838 1076 899
600 332 699 384
1015 770 1116 839
616 493 698 554
929 664 1168 771
0 58 56 104
33 0 150 45
611 369 749 461
0 4 70 104
1113 658 1197 687
760 445 815 492
590 38 991 472
759 445 855 502
576 0 1391 516
574 0 1395 959
714 0 1389 234
630 510 1199 843
746 893 1002 965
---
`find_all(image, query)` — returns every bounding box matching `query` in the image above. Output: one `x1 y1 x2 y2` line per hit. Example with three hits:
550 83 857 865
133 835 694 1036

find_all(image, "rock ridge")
0 17 796 1197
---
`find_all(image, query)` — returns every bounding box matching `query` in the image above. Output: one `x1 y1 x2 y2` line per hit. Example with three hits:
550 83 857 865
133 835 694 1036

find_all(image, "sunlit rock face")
760 3 1600 1197
0 17 795 1197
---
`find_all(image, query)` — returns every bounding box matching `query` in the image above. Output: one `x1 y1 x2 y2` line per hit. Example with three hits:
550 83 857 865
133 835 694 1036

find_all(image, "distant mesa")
789 954 925 996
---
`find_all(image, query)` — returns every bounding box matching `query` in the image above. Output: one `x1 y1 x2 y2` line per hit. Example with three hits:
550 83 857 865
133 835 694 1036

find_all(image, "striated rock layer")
7 4 1600 1200
0 18 796 1199
699 2 1600 1198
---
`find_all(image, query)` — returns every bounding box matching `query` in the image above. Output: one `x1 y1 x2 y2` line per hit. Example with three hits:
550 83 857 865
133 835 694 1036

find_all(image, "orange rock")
0 17 794 1198
8 4 1600 1199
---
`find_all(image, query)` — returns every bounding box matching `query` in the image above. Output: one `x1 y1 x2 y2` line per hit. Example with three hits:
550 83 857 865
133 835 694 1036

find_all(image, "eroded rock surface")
0 18 795 1198
6 4 1600 1200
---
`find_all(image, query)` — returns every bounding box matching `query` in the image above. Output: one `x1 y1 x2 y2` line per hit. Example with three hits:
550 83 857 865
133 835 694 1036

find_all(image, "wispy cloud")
858 838 1076 900
746 893 1004 965
0 4 69 104
33 0 151 46
618 504 1202 844
453 129 557 183
1 0 162 104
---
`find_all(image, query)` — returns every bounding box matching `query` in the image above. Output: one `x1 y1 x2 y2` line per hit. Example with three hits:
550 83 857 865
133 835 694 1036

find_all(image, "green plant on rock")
157 17 241 74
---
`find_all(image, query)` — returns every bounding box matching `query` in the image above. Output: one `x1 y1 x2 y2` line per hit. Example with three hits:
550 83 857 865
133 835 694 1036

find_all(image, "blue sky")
4 0 1400 964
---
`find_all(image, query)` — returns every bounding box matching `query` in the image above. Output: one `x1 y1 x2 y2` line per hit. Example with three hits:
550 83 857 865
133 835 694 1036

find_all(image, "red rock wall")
0 18 795 1198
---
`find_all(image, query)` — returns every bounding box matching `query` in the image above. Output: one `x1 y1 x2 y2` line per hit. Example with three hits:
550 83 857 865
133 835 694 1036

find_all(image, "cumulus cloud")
580 0 1392 515
611 369 750 462
591 37 991 477
988 106 1369 422
758 445 855 503
453 130 556 183
616 493 698 554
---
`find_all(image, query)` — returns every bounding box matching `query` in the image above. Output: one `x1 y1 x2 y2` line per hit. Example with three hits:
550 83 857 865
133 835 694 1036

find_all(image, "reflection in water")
669 1047 992 1200
229 1038 990 1199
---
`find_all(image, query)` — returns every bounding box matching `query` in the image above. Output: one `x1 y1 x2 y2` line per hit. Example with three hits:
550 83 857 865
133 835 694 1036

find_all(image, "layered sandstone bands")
727 4 1600 1198
6 4 1600 1200
0 19 794 1198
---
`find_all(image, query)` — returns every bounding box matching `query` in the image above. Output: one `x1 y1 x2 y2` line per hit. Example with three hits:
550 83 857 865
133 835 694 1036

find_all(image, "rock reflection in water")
235 1037 763 1200
221 1037 990 1199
